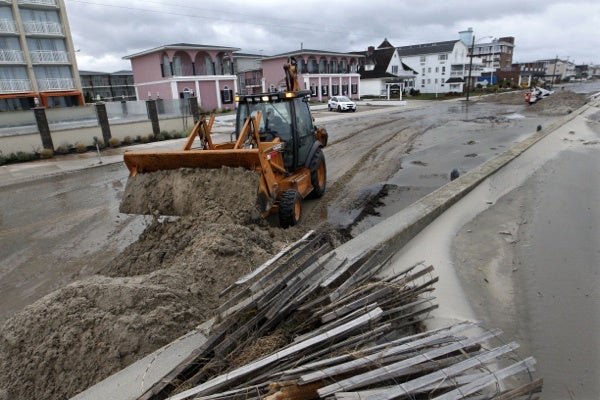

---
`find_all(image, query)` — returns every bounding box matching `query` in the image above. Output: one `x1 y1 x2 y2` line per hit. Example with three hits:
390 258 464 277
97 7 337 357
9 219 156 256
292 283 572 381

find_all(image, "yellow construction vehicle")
120 57 328 228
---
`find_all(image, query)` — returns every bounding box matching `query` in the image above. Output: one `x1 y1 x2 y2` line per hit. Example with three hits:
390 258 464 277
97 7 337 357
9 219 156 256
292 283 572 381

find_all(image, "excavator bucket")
119 113 279 218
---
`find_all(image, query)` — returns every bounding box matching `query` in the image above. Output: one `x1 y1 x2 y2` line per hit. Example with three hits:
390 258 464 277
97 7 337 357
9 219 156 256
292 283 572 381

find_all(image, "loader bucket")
119 112 282 218
123 148 265 176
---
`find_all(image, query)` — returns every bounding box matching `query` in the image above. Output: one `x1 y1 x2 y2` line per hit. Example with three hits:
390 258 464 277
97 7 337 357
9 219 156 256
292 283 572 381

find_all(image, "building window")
442 66 446 75
420 56 426 62
269 84 276 92
435 67 439 73
322 85 328 96
427 79 431 84
221 85 233 103
428 67 431 73
391 65 398 75
422 68 425 75
351 83 358 94
439 54 448 61
310 83 317 96
435 78 438 84
332 84 339 96
421 79 425 85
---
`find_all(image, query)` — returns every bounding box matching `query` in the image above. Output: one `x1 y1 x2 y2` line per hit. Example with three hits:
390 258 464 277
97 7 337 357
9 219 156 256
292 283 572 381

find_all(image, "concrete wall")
0 117 191 154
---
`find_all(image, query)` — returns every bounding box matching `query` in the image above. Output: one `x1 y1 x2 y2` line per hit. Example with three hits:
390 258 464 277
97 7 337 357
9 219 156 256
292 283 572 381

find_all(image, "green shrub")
148 133 155 141
40 148 54 159
16 151 36 162
74 142 87 153
55 145 70 155
122 136 133 144
108 137 121 147
140 135 150 143
154 133 165 141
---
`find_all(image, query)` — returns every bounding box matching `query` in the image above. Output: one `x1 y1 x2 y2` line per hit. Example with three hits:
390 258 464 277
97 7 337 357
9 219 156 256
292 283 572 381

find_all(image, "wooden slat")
315 328 502 397
430 357 537 400
166 308 384 400
220 230 315 296
364 342 521 400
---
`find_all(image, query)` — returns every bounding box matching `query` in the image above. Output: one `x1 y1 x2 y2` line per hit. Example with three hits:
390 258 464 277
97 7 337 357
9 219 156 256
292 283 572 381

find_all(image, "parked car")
328 96 357 112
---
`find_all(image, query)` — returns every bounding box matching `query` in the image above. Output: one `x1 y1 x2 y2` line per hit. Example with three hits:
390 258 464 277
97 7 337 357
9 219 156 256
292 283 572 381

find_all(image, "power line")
66 0 379 42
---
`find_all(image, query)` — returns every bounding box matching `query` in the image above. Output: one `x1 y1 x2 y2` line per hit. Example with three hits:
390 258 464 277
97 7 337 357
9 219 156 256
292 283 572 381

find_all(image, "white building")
354 39 417 99
399 29 484 94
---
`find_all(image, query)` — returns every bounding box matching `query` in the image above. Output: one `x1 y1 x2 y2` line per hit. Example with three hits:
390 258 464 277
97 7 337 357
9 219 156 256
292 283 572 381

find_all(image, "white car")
328 96 357 112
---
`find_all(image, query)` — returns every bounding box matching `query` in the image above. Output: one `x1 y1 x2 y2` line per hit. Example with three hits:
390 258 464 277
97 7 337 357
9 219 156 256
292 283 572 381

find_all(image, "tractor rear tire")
279 189 301 228
308 149 326 198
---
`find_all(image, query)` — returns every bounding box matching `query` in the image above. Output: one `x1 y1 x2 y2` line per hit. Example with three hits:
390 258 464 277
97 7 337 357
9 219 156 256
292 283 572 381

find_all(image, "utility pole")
466 35 475 101
551 54 558 89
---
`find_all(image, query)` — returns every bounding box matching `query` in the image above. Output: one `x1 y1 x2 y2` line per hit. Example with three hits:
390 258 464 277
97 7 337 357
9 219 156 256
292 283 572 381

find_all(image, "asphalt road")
0 95 597 399
0 100 565 325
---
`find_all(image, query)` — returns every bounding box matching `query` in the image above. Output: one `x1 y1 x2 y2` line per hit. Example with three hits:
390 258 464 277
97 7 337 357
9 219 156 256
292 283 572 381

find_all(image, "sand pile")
527 89 588 115
480 88 587 115
0 167 306 400
120 167 262 222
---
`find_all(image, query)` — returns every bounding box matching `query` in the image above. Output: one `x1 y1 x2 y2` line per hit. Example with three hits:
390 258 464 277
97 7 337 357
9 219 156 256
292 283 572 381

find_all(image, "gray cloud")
64 0 600 71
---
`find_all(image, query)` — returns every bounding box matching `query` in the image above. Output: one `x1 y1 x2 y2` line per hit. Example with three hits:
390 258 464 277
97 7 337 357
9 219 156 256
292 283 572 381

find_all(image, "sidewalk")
0 126 234 188
0 101 428 188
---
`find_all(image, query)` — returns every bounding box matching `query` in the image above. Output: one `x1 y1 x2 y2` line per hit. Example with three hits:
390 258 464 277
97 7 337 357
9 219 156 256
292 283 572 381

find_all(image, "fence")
0 98 203 155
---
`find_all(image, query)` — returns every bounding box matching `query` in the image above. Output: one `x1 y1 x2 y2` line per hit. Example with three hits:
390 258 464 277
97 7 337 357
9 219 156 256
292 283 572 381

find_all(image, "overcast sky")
64 0 600 72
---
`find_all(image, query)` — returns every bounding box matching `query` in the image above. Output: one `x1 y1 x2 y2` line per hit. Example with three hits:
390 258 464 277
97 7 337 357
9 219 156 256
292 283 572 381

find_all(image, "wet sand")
382 104 600 399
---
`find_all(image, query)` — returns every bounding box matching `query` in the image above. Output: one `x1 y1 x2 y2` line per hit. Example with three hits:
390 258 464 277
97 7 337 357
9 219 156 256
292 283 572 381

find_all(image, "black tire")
328 105 332 111
279 190 301 228
308 148 326 198
337 105 342 112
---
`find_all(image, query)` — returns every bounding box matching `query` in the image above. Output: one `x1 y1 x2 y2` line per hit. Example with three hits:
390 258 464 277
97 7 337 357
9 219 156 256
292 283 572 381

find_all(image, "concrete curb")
329 97 598 266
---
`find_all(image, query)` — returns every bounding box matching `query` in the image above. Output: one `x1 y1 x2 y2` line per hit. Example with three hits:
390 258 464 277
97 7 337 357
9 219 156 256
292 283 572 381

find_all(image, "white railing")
37 77 75 90
0 78 33 93
17 0 58 6
22 20 62 35
0 19 18 33
0 0 13 4
29 50 69 63
0 49 25 63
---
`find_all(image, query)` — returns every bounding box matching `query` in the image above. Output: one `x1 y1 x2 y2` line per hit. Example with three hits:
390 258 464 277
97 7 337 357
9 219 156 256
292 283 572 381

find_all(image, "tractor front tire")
308 149 326 198
279 189 301 228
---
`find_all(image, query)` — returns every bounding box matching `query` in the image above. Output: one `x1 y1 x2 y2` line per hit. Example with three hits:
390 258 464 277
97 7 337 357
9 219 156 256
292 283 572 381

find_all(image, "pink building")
123 43 240 111
261 49 364 101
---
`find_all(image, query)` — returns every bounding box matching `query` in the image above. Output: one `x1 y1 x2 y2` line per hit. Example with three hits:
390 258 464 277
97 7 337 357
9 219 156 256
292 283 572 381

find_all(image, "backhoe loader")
119 57 328 228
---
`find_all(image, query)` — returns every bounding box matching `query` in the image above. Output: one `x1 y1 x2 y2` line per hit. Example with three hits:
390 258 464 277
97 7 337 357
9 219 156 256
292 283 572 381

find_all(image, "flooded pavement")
347 100 552 234
0 164 146 324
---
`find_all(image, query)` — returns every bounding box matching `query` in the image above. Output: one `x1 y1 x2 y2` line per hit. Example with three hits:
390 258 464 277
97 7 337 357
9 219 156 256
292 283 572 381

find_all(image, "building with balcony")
79 69 135 102
473 36 515 84
123 43 240 112
0 0 83 111
261 48 363 102
398 29 484 94
233 52 264 95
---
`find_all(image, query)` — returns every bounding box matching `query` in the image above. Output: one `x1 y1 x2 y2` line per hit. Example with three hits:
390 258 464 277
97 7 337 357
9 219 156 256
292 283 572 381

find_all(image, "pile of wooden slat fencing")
136 230 541 400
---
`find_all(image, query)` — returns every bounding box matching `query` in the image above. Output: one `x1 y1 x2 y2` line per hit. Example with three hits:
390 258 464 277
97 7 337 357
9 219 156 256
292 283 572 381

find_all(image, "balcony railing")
0 49 25 63
0 19 18 34
29 50 69 63
37 77 75 90
17 0 58 6
0 78 33 93
22 20 63 35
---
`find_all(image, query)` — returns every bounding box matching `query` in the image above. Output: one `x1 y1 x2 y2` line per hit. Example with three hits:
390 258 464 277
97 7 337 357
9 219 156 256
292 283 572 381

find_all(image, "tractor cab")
235 90 316 171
